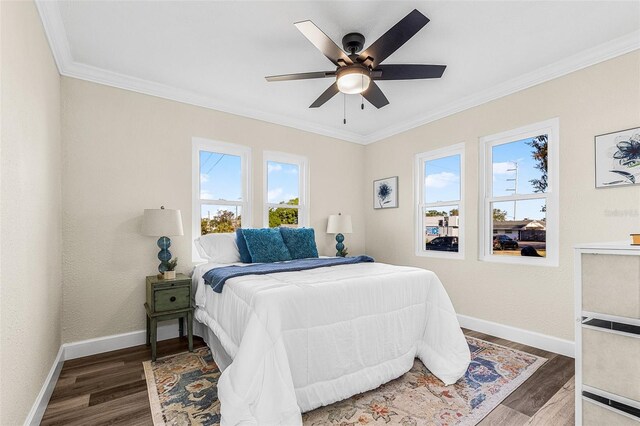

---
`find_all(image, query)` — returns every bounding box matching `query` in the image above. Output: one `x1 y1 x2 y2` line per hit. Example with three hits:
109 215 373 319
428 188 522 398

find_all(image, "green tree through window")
269 198 299 227
201 210 241 234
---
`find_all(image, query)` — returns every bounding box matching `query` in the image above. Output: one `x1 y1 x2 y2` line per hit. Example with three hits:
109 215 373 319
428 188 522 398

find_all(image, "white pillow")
195 233 241 263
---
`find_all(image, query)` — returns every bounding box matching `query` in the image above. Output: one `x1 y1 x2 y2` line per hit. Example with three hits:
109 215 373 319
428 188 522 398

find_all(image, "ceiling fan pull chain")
343 93 347 125
361 75 365 110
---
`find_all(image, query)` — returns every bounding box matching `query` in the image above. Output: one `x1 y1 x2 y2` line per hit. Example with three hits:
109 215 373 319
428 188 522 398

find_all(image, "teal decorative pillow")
279 227 319 260
241 228 292 263
236 228 252 263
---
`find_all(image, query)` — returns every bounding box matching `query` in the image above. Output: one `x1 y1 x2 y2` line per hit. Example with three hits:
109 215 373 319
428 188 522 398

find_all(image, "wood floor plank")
527 378 575 426
50 369 147 401
89 378 148 406
41 389 151 426
478 404 531 426
502 354 575 417
73 362 143 383
59 360 125 378
53 376 76 387
41 394 90 419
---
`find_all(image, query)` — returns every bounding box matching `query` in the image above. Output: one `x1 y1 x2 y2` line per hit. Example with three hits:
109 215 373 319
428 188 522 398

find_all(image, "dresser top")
574 240 640 251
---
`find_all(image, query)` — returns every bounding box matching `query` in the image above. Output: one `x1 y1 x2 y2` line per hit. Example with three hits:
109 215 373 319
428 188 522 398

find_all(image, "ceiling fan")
265 9 446 109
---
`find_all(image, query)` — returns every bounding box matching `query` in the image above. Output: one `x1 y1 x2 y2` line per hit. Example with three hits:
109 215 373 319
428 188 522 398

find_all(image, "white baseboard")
63 322 181 360
24 346 65 426
458 313 575 358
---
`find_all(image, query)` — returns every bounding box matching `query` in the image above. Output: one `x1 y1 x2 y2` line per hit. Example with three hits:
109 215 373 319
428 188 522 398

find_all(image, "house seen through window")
415 143 465 258
480 118 558 265
490 135 548 257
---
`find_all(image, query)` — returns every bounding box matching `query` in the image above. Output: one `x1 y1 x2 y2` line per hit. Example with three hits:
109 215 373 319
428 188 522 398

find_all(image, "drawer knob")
170 296 176 302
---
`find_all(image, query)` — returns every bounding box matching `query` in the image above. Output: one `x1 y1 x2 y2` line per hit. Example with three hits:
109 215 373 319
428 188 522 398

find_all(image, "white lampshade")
141 207 184 237
326 214 353 234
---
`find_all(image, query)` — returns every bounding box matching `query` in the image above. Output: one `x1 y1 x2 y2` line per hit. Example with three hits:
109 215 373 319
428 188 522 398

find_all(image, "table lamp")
142 206 184 273
326 213 352 256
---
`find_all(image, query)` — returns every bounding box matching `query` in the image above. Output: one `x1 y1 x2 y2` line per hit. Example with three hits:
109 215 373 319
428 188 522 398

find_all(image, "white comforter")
192 261 470 426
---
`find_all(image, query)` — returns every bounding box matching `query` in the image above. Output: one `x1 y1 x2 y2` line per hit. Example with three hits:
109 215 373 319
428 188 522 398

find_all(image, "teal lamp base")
157 236 172 273
335 233 345 257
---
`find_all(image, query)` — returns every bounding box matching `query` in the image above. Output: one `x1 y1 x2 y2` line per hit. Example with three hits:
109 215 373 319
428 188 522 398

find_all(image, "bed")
191 258 471 425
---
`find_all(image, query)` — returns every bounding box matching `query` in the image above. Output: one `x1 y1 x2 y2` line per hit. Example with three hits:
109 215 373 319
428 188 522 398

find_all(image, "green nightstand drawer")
154 287 190 312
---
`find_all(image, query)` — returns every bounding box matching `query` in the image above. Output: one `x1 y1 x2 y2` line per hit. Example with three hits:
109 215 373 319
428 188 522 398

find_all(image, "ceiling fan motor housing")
342 32 365 54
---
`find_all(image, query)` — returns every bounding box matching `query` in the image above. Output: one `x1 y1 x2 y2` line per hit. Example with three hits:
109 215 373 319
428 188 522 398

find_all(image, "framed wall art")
595 127 640 188
373 176 398 209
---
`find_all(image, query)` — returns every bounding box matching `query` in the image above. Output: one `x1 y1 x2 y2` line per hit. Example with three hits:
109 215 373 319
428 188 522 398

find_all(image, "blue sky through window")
267 161 299 204
492 136 547 220
199 151 242 201
424 155 460 204
492 137 545 196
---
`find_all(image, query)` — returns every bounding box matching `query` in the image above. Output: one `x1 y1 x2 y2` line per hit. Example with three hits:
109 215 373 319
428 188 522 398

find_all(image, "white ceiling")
37 1 640 144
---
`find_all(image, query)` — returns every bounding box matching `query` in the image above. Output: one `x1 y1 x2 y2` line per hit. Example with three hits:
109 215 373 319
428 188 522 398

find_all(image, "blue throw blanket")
204 255 375 293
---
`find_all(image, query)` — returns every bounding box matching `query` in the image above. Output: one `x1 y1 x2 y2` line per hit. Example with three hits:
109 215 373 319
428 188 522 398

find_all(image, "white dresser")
575 242 640 425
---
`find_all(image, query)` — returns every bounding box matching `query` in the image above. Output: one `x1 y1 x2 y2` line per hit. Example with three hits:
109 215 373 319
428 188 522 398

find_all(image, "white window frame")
192 137 252 262
414 143 465 259
263 151 309 228
478 118 559 266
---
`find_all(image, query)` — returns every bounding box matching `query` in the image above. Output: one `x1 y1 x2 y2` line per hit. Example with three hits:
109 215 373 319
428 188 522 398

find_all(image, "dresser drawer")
583 399 639 426
582 327 640 402
582 253 640 319
154 286 190 312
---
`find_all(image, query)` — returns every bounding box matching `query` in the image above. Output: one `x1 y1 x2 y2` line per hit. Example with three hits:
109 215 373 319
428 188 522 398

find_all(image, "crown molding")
35 1 639 146
35 0 73 73
363 30 640 144
60 60 369 145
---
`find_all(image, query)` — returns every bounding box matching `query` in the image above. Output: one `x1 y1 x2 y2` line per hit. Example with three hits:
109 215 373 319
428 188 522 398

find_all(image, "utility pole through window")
506 162 519 220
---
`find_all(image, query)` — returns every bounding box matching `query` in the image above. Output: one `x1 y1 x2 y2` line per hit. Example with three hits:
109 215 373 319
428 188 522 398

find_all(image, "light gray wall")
0 1 63 424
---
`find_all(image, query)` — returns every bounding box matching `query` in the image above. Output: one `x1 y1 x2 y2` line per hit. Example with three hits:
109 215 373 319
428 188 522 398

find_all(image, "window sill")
479 255 558 267
415 250 465 260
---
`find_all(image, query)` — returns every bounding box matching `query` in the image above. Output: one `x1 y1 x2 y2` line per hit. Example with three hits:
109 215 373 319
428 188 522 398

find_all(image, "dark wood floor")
42 330 574 425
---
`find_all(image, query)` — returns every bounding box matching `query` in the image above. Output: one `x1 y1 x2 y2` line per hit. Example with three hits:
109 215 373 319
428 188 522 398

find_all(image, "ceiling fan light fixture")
336 67 371 95
265 10 441 109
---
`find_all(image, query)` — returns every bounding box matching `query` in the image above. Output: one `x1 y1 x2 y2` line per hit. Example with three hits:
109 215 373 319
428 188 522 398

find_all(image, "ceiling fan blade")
357 9 429 68
362 81 389 109
374 64 446 80
265 71 336 82
310 82 339 108
295 20 353 67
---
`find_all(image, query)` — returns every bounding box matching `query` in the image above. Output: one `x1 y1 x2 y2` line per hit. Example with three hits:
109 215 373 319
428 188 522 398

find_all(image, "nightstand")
145 273 193 361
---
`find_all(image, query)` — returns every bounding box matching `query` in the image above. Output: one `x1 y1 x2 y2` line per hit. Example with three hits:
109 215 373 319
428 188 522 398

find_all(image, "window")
263 151 308 228
192 138 251 260
415 143 465 258
479 118 559 266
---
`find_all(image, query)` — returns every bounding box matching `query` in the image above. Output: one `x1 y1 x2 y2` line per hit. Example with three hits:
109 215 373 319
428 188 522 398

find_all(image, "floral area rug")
143 337 546 425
